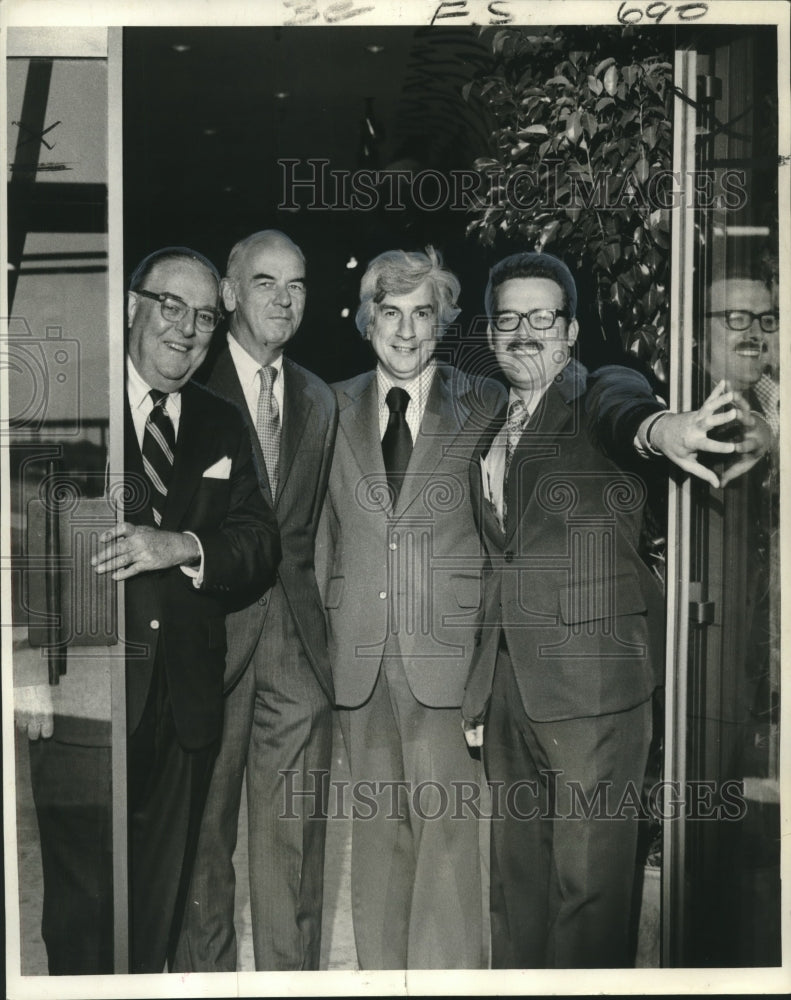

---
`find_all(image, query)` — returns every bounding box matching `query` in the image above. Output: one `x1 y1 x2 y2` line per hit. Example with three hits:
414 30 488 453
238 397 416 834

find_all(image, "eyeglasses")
135 289 221 334
705 310 779 334
492 309 569 333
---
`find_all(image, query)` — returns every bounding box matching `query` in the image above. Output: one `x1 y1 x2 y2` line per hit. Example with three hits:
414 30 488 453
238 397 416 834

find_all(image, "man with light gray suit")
174 231 337 971
317 247 506 968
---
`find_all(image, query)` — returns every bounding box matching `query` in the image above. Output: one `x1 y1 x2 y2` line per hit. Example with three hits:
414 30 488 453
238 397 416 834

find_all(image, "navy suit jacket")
123 378 280 749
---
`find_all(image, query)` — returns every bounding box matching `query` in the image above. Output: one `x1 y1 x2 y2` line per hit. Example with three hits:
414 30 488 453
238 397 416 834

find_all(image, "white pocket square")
203 456 232 479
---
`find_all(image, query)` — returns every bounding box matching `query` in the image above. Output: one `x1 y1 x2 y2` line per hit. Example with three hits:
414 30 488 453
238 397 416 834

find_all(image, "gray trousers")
173 585 332 971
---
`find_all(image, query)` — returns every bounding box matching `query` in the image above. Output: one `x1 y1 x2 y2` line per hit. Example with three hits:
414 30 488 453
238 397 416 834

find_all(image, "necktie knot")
386 386 410 415
149 388 168 408
258 365 277 392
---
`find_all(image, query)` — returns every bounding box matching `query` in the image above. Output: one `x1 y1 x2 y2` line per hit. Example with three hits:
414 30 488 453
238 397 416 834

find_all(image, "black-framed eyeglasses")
705 309 779 333
492 309 569 333
135 289 221 334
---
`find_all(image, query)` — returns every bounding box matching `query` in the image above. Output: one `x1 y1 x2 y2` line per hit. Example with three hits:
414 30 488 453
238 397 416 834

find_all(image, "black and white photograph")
1 0 788 996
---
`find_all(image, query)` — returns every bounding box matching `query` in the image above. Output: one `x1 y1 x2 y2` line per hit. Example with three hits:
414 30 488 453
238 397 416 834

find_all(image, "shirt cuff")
180 531 205 588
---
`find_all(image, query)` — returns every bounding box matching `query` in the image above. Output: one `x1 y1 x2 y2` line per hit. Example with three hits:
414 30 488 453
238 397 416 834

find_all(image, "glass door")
663 26 781 967
3 27 128 977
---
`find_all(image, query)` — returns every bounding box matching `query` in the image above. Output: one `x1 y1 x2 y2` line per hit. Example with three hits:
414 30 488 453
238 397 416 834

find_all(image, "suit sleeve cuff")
179 531 205 588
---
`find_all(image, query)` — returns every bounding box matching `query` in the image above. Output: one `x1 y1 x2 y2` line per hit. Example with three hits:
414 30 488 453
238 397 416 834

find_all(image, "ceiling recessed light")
366 44 385 54
172 44 191 53
274 91 290 100
341 307 350 318
346 256 358 269
203 128 217 136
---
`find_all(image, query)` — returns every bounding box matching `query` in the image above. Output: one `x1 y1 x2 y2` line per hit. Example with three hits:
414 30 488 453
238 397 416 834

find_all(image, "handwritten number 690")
617 1 708 24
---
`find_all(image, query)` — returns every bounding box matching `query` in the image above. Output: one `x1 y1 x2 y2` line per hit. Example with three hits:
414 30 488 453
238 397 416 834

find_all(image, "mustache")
506 339 545 352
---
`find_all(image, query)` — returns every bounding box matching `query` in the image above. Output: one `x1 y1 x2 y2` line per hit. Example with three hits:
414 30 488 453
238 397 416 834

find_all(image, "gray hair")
225 230 305 281
355 245 461 339
128 246 220 293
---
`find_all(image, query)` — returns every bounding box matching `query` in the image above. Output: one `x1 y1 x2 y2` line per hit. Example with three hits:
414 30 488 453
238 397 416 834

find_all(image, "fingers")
677 456 721 489
98 521 134 544
464 724 484 748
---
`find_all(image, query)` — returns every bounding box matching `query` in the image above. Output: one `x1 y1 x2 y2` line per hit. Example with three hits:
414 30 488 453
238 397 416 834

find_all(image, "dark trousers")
173 585 332 972
29 738 113 975
339 654 485 969
127 657 218 973
486 646 651 968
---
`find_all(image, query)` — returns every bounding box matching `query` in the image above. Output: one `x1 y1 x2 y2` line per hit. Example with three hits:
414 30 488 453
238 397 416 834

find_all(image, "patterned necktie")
753 373 780 437
381 386 413 504
502 397 528 526
256 365 281 499
142 389 175 526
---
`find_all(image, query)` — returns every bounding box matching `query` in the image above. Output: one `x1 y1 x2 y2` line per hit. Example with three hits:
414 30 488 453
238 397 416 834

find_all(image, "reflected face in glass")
127 257 219 392
707 278 774 391
367 280 439 385
488 277 579 394
222 237 306 361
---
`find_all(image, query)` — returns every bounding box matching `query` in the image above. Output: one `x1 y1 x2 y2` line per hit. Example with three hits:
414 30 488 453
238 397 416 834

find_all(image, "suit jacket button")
378 591 387 599
149 619 160 630
258 596 268 607
389 541 397 551
504 551 514 563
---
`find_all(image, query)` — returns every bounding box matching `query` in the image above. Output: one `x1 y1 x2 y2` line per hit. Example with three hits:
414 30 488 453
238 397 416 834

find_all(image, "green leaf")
588 75 603 96
547 75 573 88
594 56 617 77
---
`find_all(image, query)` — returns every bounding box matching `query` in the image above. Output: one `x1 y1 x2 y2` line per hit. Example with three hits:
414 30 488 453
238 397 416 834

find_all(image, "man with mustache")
462 251 769 968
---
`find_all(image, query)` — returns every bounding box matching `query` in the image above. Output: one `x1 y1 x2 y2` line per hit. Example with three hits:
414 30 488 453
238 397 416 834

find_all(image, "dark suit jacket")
202 347 338 701
123 378 280 750
462 360 665 725
317 363 506 708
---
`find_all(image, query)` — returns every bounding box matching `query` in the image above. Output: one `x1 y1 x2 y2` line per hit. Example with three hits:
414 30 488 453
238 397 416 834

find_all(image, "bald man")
175 231 337 971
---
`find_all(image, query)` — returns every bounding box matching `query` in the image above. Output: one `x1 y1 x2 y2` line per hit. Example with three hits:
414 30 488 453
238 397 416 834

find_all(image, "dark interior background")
122 25 627 385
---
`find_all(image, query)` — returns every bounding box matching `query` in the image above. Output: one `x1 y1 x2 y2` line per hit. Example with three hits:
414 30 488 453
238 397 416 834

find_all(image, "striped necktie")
256 365 281 499
142 389 175 526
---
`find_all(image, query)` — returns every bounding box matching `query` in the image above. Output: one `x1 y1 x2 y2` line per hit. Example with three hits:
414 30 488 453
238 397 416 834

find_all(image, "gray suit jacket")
317 363 506 709
204 347 338 701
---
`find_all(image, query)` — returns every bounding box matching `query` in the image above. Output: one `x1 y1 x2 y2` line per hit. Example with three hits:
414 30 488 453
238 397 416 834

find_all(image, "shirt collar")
227 332 283 392
376 359 436 408
126 355 182 415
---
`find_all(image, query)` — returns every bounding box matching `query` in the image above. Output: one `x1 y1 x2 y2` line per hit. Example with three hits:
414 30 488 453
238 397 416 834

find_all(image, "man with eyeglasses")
174 231 338 972
461 251 770 968
96 246 278 972
706 276 779 438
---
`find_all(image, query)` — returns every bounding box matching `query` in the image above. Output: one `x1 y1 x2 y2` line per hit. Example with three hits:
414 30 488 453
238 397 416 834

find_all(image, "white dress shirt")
227 332 285 425
376 361 436 443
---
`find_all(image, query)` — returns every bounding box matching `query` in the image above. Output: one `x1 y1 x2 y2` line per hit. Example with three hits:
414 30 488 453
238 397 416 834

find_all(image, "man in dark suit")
461 251 771 969
174 231 337 971
317 247 506 968
91 246 280 973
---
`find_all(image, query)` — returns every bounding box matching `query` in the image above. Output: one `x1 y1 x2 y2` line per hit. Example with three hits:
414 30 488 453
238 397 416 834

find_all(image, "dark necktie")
142 389 175 526
381 386 413 504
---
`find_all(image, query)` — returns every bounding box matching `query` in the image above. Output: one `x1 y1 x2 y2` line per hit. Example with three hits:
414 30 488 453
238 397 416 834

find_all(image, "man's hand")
91 522 200 581
463 720 484 749
720 399 773 487
15 684 54 740
644 380 744 489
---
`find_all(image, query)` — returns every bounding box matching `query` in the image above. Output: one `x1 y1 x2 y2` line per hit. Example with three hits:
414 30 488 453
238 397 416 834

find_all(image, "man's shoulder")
331 369 375 403
283 357 336 410
185 377 246 427
438 363 507 413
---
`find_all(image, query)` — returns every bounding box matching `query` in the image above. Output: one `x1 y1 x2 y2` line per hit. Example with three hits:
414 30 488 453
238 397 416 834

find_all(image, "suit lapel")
469 406 507 550
337 372 389 515
277 360 314 504
394 365 467 517
503 382 575 544
207 347 273 505
161 381 213 531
